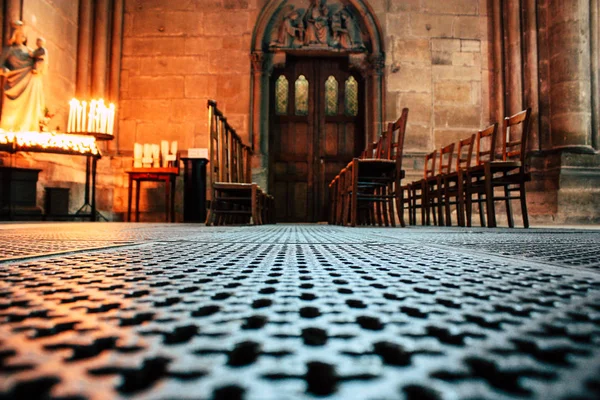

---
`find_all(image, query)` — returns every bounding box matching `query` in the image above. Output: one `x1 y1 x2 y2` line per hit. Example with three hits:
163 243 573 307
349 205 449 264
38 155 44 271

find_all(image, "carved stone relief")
268 0 367 51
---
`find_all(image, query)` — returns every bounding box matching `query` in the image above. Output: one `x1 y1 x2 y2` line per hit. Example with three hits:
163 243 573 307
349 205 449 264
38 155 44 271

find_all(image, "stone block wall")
0 0 87 217
379 0 491 179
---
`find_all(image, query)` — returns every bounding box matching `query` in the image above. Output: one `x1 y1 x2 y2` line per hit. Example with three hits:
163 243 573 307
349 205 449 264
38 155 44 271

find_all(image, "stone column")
250 51 271 191
91 0 110 98
76 0 93 98
522 0 540 150
109 0 124 151
368 54 385 143
503 0 524 117
491 0 505 129
3 0 21 46
591 0 599 149
548 0 594 150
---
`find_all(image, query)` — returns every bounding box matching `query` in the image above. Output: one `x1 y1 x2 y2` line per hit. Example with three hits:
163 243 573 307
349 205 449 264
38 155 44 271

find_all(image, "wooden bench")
205 100 274 226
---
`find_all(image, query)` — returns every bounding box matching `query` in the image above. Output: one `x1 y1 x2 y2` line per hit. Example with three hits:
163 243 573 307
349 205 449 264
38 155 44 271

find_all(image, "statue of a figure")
0 22 46 132
332 10 365 50
271 9 305 48
305 0 330 45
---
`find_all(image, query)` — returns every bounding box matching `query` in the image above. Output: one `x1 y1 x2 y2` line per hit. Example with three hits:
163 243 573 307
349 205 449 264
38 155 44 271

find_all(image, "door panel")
270 56 364 222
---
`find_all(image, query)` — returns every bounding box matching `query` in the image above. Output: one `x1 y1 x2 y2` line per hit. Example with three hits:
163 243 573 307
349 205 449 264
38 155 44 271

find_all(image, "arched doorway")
250 0 385 222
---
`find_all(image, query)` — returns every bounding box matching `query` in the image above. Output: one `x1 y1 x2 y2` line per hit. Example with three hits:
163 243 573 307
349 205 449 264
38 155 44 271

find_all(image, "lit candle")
108 104 115 135
76 103 82 132
81 101 87 133
88 100 96 132
68 98 78 133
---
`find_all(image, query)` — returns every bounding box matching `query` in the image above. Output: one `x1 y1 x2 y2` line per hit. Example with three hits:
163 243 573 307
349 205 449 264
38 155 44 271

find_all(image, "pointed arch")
249 0 386 191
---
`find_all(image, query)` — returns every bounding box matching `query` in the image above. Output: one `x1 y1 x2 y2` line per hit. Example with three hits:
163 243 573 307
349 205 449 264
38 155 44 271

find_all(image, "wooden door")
270 57 364 222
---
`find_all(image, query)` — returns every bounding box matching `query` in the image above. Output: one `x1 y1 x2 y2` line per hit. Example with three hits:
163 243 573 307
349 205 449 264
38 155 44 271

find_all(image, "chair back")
438 143 455 175
424 150 437 179
456 134 475 171
208 100 222 185
502 108 531 164
389 108 409 171
475 123 498 166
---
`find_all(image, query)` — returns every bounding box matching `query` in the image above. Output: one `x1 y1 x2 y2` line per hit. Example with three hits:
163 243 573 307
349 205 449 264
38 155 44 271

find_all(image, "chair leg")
484 166 496 228
396 184 406 228
350 162 358 227
520 183 529 228
504 181 514 228
388 184 396 227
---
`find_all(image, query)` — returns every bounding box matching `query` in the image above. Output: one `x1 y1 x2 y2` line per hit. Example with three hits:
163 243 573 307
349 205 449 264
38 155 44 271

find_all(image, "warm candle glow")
0 129 100 156
67 98 116 135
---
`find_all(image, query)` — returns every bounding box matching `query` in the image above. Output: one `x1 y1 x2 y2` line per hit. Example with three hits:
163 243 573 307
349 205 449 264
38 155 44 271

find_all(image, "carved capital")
250 52 266 73
369 54 385 76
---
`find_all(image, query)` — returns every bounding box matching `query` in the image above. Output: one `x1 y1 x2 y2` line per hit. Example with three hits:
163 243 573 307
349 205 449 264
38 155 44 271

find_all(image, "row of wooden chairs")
401 108 532 228
329 109 409 227
205 100 275 226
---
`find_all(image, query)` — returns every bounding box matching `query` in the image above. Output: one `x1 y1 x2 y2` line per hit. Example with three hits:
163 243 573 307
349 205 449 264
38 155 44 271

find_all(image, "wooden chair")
465 123 498 227
443 134 475 226
340 109 408 227
465 109 532 228
206 101 265 226
427 143 455 226
407 150 437 225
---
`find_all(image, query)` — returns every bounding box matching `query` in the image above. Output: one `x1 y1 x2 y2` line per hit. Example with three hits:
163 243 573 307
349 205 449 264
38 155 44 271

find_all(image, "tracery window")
345 76 358 116
295 75 309 116
325 75 338 116
275 75 289 115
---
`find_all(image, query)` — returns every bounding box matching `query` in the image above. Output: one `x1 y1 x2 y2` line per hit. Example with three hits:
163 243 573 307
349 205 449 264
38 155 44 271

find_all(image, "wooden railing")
206 100 274 225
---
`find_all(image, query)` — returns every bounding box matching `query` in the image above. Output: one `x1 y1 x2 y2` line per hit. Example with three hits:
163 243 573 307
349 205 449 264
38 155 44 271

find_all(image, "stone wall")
0 0 88 217
379 0 491 179
115 0 490 220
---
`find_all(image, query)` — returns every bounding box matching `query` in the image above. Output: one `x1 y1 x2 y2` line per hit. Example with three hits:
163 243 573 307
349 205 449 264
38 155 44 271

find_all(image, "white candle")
108 104 115 135
76 104 82 132
88 100 95 132
170 140 178 156
81 101 87 133
134 142 143 168
161 140 169 167
143 143 151 159
68 98 77 133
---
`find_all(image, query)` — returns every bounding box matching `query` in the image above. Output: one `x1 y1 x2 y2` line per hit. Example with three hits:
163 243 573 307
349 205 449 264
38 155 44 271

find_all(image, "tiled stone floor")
0 223 599 400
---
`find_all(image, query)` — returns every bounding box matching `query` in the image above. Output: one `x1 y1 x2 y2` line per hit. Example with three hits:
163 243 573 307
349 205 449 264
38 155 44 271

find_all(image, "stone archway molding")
249 0 386 190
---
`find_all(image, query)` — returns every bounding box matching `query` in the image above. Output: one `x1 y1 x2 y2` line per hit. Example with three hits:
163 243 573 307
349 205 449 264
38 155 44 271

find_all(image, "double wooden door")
270 57 364 222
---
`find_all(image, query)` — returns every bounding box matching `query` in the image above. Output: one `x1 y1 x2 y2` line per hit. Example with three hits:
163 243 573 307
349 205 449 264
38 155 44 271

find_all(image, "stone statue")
0 22 46 132
271 8 305 48
304 0 330 46
332 10 365 50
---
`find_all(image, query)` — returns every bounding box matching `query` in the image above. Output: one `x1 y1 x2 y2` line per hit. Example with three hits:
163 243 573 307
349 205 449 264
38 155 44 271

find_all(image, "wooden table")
126 167 179 222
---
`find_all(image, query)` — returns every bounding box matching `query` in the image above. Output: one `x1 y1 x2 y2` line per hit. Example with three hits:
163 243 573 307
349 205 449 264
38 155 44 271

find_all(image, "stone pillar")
491 0 505 129
109 0 124 151
91 0 110 98
76 0 93 98
548 0 594 151
536 0 552 150
503 0 524 117
522 0 540 150
368 54 385 142
591 0 599 149
3 0 21 46
250 51 270 190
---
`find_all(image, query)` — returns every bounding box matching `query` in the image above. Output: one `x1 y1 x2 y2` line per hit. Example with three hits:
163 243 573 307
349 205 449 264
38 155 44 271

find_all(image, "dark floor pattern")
0 224 599 400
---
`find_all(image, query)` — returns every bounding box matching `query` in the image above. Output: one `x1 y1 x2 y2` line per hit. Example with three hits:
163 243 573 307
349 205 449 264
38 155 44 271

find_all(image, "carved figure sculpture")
272 9 305 48
0 22 46 132
305 0 330 45
334 10 365 50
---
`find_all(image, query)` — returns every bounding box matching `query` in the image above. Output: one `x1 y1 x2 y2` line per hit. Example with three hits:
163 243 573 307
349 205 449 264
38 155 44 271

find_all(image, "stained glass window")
345 76 359 116
275 75 288 115
295 75 309 116
325 76 338 116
